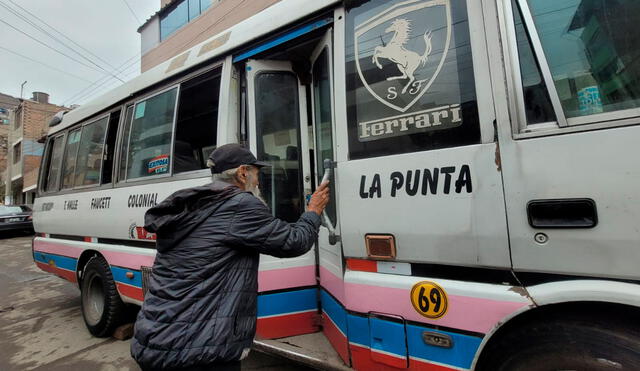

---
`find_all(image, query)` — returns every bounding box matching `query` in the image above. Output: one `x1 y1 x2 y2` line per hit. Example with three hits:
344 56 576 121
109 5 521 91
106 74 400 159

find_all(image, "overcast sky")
0 0 159 107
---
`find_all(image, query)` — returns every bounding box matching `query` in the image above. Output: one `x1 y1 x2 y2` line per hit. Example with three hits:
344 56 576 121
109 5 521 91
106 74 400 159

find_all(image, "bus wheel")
80 256 125 337
478 317 640 371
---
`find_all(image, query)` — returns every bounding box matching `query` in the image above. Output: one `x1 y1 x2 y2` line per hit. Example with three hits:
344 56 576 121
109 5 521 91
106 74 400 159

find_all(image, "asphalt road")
0 233 313 371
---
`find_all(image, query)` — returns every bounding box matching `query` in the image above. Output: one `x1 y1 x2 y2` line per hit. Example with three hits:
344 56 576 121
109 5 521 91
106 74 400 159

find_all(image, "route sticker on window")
134 101 146 119
148 154 169 174
410 281 448 319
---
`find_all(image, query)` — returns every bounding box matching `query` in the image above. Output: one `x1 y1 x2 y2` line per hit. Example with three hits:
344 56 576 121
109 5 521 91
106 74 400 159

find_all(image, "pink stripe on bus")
258 265 316 292
101 250 155 270
33 240 83 258
319 266 345 303
344 282 529 334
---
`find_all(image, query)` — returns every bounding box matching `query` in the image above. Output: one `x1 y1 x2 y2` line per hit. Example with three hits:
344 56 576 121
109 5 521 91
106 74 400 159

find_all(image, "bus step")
253 332 350 370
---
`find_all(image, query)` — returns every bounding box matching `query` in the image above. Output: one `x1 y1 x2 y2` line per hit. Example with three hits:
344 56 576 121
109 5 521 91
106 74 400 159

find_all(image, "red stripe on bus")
116 282 144 301
36 261 77 283
322 311 350 365
256 311 318 339
346 259 377 272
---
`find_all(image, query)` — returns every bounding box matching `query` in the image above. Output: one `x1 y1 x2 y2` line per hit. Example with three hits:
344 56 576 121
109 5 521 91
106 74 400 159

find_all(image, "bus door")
245 59 319 339
309 29 349 364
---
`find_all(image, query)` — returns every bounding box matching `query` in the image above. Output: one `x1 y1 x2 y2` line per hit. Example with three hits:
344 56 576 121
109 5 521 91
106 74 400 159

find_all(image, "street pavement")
0 233 313 371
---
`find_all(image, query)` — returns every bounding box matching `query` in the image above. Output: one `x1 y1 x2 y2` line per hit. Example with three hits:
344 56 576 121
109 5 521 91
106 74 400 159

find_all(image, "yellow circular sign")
410 281 448 319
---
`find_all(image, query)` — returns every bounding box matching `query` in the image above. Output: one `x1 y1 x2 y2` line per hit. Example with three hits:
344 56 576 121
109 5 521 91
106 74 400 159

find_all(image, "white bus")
33 0 640 370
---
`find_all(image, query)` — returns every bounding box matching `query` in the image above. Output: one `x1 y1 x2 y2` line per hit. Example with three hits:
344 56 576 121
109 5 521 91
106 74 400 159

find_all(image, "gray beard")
247 183 268 207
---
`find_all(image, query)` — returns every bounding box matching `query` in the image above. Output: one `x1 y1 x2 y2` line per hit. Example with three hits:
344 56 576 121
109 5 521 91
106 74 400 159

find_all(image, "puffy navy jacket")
130 181 320 369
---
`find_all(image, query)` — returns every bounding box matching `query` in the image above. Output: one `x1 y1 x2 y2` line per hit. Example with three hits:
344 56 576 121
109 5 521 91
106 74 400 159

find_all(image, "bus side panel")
343 270 533 371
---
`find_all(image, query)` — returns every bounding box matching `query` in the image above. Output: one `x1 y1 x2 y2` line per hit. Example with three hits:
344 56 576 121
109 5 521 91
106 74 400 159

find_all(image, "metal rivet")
534 233 548 244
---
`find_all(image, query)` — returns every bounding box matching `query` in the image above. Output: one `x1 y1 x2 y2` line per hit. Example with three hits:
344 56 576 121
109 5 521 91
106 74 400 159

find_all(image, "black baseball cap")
208 143 270 174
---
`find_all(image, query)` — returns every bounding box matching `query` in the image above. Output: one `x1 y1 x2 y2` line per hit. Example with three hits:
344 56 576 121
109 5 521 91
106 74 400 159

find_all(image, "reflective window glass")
345 0 480 159
255 72 302 223
526 0 640 118
75 117 108 186
313 48 337 224
512 0 556 124
125 88 178 180
61 129 81 189
118 105 134 182
201 0 212 12
188 0 200 20
44 135 64 192
160 1 188 40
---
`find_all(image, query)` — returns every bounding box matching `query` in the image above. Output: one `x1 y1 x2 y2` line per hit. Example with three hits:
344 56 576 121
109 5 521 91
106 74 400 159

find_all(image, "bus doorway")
242 26 347 364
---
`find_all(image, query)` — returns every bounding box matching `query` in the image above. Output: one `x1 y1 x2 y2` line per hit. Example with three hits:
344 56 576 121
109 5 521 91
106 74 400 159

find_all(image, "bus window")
43 135 65 192
255 72 302 223
173 68 221 174
118 105 134 182
524 0 640 119
74 116 109 186
345 0 481 159
124 87 178 180
511 0 555 125
312 48 336 224
101 110 120 184
61 128 81 189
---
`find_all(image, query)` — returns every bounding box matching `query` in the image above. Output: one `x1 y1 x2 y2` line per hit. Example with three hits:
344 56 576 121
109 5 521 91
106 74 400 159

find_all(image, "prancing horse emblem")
372 19 433 94
355 0 451 112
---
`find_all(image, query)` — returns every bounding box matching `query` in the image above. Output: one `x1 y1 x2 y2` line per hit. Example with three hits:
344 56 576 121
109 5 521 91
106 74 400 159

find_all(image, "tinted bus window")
75 116 108 186
173 69 221 174
118 105 134 182
526 0 640 118
345 0 481 159
125 88 178 180
44 136 65 192
62 128 81 189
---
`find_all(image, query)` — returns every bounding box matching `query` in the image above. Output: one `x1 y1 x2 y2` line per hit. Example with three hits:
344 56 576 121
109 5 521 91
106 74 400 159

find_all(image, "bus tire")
80 256 126 337
477 316 640 371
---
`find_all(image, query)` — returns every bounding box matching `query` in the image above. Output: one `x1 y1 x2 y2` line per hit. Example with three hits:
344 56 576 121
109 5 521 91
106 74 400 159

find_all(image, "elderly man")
131 143 329 371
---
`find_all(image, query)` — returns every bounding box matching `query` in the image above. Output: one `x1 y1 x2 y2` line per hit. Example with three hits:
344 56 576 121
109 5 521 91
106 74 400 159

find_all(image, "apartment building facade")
0 93 20 195
5 92 67 205
138 0 281 72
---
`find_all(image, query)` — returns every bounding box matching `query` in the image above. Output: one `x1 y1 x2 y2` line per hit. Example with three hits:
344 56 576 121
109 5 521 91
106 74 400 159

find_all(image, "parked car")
0 205 33 234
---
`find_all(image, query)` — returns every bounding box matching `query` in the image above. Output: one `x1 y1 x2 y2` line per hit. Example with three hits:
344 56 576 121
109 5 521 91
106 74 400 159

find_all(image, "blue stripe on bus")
347 313 482 369
233 18 333 62
33 252 77 271
320 289 348 334
257 288 317 317
111 266 143 288
407 324 482 369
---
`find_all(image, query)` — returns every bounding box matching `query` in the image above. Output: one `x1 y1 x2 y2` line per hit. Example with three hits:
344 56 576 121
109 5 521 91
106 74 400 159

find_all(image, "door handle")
320 159 340 245
527 199 597 228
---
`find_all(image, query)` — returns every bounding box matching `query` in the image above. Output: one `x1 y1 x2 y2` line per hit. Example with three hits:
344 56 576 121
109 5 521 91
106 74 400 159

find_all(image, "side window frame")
38 132 66 195
123 84 181 183
73 114 111 189
504 0 640 136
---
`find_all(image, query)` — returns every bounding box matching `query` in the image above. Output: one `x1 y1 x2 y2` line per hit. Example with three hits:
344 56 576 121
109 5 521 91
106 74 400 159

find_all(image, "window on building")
61 129 81 189
74 116 108 187
173 68 221 174
160 0 214 40
12 142 20 164
345 0 481 159
524 0 640 119
124 88 178 180
43 135 64 192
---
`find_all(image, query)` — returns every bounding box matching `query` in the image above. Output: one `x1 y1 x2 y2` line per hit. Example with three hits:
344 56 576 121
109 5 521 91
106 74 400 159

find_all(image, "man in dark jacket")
131 143 329 370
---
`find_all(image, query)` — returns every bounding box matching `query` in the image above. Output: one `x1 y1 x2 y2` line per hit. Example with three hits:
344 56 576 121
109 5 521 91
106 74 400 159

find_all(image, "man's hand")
308 181 330 216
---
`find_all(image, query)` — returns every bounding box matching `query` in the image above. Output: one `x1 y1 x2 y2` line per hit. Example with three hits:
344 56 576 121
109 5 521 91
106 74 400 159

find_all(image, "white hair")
211 166 240 183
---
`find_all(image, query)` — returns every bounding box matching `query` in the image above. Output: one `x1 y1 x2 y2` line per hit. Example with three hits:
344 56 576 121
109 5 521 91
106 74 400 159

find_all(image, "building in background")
5 92 67 205
0 93 21 200
138 0 281 72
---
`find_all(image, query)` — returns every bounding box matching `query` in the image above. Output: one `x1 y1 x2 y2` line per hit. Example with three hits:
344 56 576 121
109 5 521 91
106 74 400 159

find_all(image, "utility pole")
20 81 27 99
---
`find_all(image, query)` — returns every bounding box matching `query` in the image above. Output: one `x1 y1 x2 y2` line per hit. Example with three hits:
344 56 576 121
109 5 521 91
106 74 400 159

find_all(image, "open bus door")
245 59 320 339
245 28 349 365
309 29 350 365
